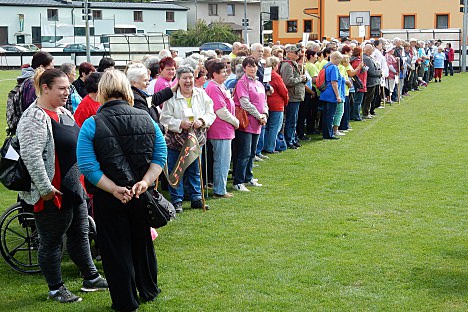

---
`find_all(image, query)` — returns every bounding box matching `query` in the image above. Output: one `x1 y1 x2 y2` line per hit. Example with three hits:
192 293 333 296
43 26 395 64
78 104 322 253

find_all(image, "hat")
386 44 395 51
410 38 417 42
284 44 301 53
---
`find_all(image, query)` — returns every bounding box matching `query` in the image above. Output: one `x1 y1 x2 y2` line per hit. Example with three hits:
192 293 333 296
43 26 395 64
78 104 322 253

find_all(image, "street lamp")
260 12 271 45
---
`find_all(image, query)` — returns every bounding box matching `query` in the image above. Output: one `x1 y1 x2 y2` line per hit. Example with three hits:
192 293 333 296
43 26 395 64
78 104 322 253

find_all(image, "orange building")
272 0 464 43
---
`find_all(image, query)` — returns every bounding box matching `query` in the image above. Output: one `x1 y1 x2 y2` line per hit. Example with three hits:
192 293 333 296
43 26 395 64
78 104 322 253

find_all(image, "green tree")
170 20 238 47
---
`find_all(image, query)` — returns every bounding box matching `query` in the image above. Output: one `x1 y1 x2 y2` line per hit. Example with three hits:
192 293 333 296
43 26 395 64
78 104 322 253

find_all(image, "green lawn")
0 70 466 311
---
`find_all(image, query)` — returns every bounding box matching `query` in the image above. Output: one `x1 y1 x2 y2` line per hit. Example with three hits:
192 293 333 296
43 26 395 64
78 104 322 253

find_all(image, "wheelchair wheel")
0 202 41 274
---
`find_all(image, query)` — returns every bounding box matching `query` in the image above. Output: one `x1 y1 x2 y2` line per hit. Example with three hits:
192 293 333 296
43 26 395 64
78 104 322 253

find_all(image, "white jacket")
160 87 216 133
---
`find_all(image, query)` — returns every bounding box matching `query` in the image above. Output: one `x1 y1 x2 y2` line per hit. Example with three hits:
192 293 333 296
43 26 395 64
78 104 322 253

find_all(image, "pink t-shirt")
233 74 265 134
153 76 177 93
206 81 236 140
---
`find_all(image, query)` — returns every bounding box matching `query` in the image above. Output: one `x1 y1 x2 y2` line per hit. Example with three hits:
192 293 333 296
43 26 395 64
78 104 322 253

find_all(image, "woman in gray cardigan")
17 68 107 304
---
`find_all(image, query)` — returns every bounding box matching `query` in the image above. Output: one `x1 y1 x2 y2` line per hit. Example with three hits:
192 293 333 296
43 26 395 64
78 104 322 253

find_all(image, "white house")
0 0 188 47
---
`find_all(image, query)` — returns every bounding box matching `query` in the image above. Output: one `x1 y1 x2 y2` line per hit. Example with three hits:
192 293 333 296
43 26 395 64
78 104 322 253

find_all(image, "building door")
31 27 41 44
16 35 25 44
0 27 8 44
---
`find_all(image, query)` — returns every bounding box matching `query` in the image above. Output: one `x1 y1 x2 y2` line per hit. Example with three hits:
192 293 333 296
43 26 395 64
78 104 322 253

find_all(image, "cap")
341 36 350 43
410 38 417 42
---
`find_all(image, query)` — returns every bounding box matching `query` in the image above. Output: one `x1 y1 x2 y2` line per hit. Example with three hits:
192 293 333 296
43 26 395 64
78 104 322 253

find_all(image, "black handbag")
351 75 364 90
141 188 176 228
0 136 31 191
97 114 175 228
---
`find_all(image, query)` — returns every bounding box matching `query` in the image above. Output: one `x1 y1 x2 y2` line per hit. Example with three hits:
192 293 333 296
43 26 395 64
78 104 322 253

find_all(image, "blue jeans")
210 139 232 195
256 126 266 155
321 100 337 139
352 91 364 120
263 111 283 153
284 102 300 146
167 148 201 204
339 95 350 130
233 131 259 185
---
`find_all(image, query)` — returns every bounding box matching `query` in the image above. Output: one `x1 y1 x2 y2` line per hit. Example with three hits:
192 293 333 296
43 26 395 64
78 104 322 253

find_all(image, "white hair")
250 42 263 52
159 49 171 59
179 57 198 70
126 63 148 83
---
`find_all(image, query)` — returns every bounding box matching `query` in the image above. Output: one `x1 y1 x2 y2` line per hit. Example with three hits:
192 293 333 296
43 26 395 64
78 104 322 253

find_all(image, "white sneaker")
251 178 258 183
335 131 346 136
254 155 263 162
247 180 263 187
233 184 250 192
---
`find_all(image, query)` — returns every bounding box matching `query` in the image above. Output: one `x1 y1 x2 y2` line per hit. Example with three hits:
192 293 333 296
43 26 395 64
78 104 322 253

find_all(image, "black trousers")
94 191 159 312
296 95 313 138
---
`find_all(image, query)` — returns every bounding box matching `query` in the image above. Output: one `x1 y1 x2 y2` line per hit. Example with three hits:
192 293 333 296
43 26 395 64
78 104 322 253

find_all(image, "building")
0 0 188 47
271 0 464 43
169 0 261 44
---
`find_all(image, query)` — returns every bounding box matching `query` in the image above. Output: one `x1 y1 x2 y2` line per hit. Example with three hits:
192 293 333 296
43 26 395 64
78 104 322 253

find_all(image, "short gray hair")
251 42 263 52
126 63 148 83
60 62 75 75
176 65 194 79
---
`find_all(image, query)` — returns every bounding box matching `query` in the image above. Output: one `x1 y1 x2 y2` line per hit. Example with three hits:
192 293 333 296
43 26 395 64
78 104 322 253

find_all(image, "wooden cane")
397 59 401 104
198 155 206 212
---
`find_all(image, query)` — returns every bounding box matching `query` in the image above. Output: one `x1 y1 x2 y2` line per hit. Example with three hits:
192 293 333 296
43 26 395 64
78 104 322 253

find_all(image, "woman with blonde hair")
77 69 167 311
17 68 107 304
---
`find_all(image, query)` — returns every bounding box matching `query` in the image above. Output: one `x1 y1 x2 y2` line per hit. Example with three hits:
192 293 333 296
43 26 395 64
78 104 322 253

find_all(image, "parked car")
17 44 39 52
0 45 29 53
199 42 232 53
63 44 101 52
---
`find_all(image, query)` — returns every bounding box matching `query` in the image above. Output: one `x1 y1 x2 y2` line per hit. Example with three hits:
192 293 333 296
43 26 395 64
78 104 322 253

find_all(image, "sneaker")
254 155 263 162
287 144 298 149
364 115 373 119
256 153 269 160
262 150 279 154
49 285 82 303
293 142 302 148
191 199 210 210
247 180 262 187
81 276 108 292
233 184 250 192
251 178 259 183
335 131 346 136
213 192 234 199
174 202 183 213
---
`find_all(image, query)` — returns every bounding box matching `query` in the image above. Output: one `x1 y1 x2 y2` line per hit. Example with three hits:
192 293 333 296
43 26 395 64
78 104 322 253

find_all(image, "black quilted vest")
93 100 156 187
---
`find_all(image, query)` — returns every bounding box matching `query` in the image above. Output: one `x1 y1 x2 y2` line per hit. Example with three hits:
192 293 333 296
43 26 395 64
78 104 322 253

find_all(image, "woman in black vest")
77 69 167 312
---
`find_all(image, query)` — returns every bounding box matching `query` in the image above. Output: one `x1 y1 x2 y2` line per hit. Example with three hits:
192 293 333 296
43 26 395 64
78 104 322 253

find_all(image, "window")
115 27 136 34
92 10 102 20
436 14 449 29
339 16 350 37
270 6 279 20
47 9 58 21
287 20 297 33
31 26 41 44
304 20 312 33
403 15 415 29
74 27 95 36
227 4 235 16
370 16 381 38
134 11 143 22
208 4 218 16
166 11 174 22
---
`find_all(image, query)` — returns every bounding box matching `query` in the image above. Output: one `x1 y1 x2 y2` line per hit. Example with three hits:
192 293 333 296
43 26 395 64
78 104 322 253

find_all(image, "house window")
47 9 58 21
286 21 297 33
166 11 175 22
339 16 349 37
31 26 41 44
92 10 102 20
304 20 312 33
134 11 143 22
74 27 95 36
270 6 279 20
403 15 415 29
115 27 136 34
208 4 218 16
370 16 381 38
436 14 449 29
227 4 235 16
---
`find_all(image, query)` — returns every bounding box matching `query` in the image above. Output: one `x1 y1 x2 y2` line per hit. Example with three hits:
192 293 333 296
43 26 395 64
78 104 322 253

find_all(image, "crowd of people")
9 35 456 311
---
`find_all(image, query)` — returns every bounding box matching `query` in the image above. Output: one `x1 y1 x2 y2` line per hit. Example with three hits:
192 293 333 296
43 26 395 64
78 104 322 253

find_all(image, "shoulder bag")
233 84 249 130
0 135 31 191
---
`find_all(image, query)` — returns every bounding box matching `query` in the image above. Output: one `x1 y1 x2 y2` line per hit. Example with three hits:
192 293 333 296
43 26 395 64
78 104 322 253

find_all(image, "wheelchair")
0 200 98 274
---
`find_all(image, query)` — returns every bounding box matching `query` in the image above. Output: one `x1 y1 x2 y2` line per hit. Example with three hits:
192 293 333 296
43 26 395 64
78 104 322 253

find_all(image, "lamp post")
462 0 467 72
243 0 248 44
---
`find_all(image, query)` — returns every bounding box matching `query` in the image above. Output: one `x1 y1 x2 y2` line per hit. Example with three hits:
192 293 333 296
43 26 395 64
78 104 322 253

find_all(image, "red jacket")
267 70 289 112
445 48 454 62
351 57 367 93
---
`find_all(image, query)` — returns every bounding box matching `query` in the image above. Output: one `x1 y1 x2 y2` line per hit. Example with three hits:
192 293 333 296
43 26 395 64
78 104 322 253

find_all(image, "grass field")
0 69 466 311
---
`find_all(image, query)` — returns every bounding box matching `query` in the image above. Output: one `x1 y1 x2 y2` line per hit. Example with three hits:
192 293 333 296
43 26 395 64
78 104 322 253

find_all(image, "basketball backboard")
349 11 371 26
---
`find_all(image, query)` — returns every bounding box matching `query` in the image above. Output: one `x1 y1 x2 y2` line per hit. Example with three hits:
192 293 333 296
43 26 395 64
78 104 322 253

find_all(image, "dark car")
63 44 101 53
199 42 232 53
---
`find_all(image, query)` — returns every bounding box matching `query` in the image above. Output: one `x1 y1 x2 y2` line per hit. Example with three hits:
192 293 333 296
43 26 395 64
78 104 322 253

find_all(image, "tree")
170 20 238 47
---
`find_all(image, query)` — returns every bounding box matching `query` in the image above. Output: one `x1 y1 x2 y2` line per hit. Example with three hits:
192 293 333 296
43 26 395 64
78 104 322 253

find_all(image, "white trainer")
233 184 250 192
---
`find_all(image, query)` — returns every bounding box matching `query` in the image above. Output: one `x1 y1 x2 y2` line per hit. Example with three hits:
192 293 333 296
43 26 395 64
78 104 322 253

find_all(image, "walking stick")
397 60 401 104
198 155 206 212
204 143 209 200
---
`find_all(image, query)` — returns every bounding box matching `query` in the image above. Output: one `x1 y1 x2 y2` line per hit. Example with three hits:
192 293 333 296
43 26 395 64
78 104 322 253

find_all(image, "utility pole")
82 0 91 62
462 0 467 72
243 0 248 44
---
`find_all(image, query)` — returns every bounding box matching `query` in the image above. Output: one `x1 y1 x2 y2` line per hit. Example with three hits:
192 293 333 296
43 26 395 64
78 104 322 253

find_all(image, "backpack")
316 63 332 92
6 79 27 135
